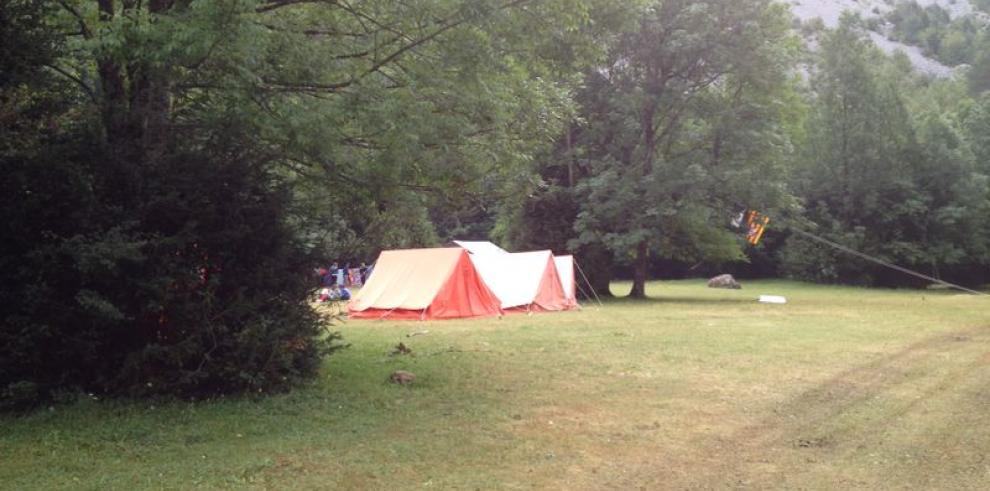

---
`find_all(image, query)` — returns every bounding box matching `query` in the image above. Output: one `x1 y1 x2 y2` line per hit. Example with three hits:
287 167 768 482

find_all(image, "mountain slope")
790 0 985 76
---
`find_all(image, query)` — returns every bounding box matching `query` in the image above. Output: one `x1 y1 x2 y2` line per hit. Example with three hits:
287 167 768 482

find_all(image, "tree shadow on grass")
595 294 757 306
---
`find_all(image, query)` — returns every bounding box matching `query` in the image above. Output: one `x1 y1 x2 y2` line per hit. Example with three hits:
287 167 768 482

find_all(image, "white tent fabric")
452 240 509 256
553 255 576 301
467 250 557 309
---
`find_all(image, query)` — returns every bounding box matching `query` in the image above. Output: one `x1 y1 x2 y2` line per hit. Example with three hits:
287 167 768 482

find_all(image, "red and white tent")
348 248 503 320
464 248 574 312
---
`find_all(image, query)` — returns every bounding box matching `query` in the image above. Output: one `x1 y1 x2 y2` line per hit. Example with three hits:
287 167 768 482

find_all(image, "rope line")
574 258 605 308
572 274 593 310
789 226 988 296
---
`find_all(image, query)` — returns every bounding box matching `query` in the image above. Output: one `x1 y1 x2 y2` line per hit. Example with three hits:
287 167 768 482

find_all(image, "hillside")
791 0 987 76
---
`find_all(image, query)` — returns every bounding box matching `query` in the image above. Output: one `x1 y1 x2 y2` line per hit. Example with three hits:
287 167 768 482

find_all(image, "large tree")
570 0 798 298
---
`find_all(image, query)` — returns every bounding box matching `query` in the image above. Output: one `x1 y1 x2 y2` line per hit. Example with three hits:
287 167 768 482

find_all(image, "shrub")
0 133 345 408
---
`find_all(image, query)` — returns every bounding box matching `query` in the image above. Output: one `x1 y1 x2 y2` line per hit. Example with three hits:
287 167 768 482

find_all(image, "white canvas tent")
553 254 578 309
463 249 572 311
453 240 578 311
348 248 503 320
452 240 509 256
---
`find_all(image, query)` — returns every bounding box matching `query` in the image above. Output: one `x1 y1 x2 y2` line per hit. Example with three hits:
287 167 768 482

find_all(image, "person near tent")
338 284 352 301
317 286 335 302
359 261 369 283
347 267 361 286
321 267 335 288
336 263 346 286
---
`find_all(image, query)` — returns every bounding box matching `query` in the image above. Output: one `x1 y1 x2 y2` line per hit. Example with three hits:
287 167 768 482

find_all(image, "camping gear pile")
348 241 579 320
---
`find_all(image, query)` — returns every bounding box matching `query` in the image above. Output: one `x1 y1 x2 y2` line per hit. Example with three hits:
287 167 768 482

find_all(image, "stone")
708 274 741 289
388 370 416 385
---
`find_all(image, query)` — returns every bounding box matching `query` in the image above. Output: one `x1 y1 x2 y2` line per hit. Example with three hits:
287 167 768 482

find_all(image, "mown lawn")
2 280 989 490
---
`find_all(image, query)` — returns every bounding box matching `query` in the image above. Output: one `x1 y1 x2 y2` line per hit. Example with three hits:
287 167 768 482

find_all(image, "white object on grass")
758 295 787 304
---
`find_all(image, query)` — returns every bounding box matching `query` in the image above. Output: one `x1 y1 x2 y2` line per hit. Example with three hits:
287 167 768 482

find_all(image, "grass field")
2 280 989 490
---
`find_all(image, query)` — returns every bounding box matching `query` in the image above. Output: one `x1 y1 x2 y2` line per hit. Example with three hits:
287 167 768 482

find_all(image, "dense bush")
0 2 343 409
0 133 344 409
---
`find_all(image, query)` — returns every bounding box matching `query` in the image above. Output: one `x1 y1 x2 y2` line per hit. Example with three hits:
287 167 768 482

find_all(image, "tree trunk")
629 239 648 298
96 0 174 158
97 0 130 147
566 124 575 187
712 130 722 166
98 58 129 145
143 0 174 157
627 100 657 300
642 102 656 175
131 68 172 159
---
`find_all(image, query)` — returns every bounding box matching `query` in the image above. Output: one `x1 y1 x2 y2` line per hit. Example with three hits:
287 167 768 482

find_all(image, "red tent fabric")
518 251 570 312
348 248 503 320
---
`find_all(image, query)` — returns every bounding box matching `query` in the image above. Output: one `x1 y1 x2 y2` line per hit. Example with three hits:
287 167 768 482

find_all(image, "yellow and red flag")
744 210 770 245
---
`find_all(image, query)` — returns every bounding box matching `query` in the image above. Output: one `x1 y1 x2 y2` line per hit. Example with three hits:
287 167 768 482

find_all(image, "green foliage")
568 0 799 296
0 128 345 408
782 17 990 286
962 93 990 165
968 31 990 94
785 19 917 284
1 0 357 408
882 1 984 66
196 0 590 261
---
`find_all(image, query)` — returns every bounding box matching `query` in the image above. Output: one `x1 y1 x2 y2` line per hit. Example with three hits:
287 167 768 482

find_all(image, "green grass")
3 280 990 489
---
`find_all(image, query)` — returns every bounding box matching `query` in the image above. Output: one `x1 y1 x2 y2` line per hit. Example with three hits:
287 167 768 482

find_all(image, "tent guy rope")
574 259 605 308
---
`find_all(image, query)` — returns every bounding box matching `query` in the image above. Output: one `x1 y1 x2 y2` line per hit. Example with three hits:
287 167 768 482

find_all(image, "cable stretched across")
572 273 593 310
788 226 988 296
